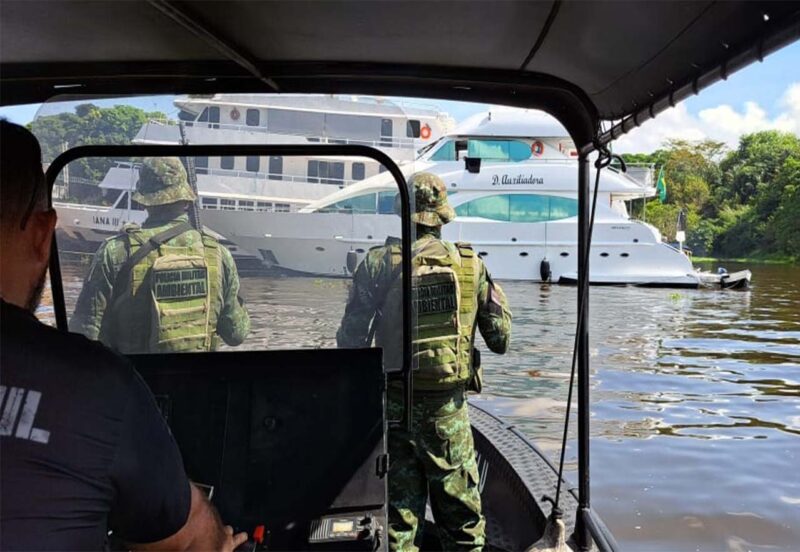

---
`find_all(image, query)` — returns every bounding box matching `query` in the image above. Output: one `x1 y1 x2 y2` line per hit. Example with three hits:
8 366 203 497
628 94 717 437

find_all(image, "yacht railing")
144 119 420 150
197 167 357 188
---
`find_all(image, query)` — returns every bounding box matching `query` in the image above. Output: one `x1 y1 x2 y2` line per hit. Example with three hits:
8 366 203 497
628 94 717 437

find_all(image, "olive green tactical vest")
377 235 478 391
103 225 222 354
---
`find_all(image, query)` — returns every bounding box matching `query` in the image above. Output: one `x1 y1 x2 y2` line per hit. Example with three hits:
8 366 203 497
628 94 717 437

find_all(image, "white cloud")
613 82 800 154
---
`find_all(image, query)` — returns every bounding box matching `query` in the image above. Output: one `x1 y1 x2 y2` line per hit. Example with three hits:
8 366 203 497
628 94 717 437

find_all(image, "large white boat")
54 94 454 251
200 109 751 288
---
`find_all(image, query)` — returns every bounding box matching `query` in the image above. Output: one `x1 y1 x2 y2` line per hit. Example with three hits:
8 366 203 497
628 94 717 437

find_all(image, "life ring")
531 140 544 156
420 123 432 140
230 108 240 121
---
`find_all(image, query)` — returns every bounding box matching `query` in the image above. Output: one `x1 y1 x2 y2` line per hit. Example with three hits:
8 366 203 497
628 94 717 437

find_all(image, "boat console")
130 348 387 551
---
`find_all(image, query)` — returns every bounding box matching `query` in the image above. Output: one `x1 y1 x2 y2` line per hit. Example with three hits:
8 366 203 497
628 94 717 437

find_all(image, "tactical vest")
376 236 478 391
103 224 222 354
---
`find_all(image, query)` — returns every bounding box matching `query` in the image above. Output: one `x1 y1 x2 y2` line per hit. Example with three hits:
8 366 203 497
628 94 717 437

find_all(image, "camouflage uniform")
337 173 511 551
70 158 249 353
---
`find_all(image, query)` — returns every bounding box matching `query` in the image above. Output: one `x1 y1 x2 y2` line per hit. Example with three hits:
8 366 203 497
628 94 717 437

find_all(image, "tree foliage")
626 132 799 260
29 103 167 201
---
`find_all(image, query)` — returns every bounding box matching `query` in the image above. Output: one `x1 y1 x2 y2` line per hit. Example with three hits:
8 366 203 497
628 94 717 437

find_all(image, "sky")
2 40 798 154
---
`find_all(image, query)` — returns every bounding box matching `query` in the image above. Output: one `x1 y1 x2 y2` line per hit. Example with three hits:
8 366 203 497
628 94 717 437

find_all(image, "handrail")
141 118 420 150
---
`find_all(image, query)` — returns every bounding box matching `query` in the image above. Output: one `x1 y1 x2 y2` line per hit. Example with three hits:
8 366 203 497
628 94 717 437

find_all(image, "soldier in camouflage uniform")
337 172 512 551
70 157 250 353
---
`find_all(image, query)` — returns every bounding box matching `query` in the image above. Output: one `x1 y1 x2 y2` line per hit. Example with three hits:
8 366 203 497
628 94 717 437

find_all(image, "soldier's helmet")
407 172 455 227
132 157 197 207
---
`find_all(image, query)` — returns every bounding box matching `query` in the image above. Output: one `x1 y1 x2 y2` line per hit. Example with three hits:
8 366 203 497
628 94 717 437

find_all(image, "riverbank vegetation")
623 131 800 263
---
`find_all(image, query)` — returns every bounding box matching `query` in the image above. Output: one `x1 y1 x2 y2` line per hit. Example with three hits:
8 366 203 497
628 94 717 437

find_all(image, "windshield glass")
34 95 436 359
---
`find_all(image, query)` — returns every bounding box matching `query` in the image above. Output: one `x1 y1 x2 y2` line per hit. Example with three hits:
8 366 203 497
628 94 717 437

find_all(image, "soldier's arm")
336 249 385 348
69 240 117 340
476 260 512 354
216 245 250 346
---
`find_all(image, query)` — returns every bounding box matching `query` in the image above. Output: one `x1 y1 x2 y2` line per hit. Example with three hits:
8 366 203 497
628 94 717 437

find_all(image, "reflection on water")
51 259 799 551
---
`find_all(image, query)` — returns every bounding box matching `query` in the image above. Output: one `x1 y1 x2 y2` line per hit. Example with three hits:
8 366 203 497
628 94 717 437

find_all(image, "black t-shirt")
0 300 191 550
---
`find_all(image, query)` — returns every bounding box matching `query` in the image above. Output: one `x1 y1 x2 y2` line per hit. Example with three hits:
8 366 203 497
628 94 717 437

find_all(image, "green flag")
656 166 667 203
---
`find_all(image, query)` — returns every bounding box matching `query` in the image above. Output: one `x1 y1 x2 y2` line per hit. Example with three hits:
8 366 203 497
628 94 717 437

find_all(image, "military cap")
407 172 455 227
132 157 196 207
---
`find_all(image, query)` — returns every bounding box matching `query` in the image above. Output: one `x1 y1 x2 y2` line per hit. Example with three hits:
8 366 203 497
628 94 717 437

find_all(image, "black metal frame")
44 144 415 430
575 151 592 551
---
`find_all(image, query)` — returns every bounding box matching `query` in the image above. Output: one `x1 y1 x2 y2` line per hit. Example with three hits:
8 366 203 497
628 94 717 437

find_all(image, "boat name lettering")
92 216 121 227
610 225 630 230
491 174 544 186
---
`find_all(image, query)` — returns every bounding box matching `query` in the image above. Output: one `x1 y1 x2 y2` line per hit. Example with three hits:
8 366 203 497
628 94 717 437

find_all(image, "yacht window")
406 120 421 138
456 195 510 221
378 191 396 214
208 106 220 129
221 156 235 170
239 200 255 211
194 156 208 175
256 201 272 212
246 109 260 127
201 197 218 210
197 108 209 122
549 196 579 219
246 156 260 173
321 193 378 214
467 140 531 162
268 156 283 181
430 140 456 162
275 203 291 213
220 199 236 211
510 194 550 222
267 109 324 137
379 165 387 174
455 194 578 222
380 119 393 146
352 162 365 181
309 160 345 185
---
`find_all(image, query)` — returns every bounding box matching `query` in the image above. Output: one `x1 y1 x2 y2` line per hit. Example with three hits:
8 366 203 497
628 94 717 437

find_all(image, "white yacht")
200 109 750 288
54 94 454 251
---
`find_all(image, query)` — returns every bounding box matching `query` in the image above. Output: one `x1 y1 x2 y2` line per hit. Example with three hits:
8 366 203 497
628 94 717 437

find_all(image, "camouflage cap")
132 157 196 207
408 172 455 227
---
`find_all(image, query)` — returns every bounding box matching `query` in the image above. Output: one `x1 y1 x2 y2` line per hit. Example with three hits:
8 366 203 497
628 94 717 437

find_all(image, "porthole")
519 252 529 257
600 252 609 257
633 238 639 243
315 246 325 252
511 237 518 242
560 252 569 257
478 251 488 257
621 252 630 258
367 235 373 239
355 248 365 254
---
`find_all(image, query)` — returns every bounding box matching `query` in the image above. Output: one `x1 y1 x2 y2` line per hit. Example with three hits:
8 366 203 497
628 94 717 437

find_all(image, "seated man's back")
0 120 246 551
1 299 191 549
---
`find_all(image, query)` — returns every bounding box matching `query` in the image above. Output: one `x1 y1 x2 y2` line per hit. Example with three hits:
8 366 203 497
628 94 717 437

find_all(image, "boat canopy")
2 1 798 148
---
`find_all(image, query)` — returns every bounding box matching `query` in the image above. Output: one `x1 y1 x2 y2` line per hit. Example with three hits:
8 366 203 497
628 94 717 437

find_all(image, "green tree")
29 103 168 201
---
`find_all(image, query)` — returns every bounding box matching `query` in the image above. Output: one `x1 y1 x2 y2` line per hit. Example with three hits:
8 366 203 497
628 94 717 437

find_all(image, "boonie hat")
132 157 196 207
407 172 455 227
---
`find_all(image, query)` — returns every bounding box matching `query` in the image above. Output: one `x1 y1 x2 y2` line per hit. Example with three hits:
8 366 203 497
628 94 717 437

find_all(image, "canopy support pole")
576 151 591 552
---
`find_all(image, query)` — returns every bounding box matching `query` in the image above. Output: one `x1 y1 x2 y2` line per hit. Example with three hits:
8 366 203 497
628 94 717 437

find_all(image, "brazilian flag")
656 166 667 203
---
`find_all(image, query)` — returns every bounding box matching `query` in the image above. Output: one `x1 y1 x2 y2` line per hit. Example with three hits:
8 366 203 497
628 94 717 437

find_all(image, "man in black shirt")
0 120 247 551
